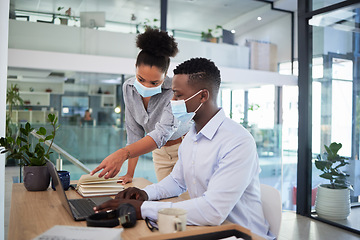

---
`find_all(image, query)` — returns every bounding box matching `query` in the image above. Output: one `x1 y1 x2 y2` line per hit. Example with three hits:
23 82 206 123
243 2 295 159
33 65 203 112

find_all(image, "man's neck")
194 105 220 133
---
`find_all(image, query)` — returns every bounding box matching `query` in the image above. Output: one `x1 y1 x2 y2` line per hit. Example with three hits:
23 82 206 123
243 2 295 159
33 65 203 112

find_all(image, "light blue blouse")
141 109 275 240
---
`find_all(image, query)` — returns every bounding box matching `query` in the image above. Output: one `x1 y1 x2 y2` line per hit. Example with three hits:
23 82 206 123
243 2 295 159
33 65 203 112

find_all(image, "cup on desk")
51 170 70 191
158 208 187 234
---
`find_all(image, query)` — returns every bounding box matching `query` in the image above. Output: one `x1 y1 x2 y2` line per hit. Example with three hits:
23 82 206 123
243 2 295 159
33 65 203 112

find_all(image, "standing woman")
91 28 189 183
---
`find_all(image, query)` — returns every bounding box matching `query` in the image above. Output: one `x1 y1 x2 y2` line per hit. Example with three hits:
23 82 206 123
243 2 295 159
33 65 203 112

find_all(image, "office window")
298 0 360 232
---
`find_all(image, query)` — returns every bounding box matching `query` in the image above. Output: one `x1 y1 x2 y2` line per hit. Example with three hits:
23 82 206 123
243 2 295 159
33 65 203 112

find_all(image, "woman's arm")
91 135 158 178
119 156 139 184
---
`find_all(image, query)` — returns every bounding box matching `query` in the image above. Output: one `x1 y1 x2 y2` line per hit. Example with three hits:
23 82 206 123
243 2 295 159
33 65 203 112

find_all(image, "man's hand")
93 198 144 219
90 148 128 179
115 187 148 201
119 174 133 185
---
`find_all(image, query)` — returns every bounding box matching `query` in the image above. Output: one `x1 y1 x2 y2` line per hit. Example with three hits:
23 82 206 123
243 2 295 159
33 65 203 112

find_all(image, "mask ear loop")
184 89 204 103
194 89 210 113
194 102 203 113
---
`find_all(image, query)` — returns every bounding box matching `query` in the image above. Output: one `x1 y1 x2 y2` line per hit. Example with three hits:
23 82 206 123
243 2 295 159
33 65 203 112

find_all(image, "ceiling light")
257 16 262 21
231 29 236 34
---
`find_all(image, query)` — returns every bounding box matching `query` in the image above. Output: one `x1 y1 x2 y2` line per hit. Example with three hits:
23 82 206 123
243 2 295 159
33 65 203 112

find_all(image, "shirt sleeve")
142 136 259 226
123 82 145 145
147 100 179 148
141 147 187 219
125 104 145 145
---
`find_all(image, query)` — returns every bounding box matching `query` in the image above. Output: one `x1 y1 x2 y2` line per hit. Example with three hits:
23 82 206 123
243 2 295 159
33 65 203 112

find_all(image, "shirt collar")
129 76 172 90
192 108 226 141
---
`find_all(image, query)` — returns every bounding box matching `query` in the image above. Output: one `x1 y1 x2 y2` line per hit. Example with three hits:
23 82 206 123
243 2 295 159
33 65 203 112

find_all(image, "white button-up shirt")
141 108 274 239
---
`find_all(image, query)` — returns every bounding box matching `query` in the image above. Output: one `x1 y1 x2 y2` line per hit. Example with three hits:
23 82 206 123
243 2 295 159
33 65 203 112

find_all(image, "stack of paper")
33 225 123 240
76 173 124 197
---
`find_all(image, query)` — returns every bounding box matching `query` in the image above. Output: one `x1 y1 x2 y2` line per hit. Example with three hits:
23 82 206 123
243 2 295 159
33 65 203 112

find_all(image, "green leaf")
25 122 34 133
39 139 44 143
48 114 55 122
17 137 28 143
25 122 30 131
37 127 46 135
19 146 28 152
45 135 54 141
29 157 43 166
320 172 334 180
6 136 14 143
315 160 327 171
20 127 28 136
329 142 342 155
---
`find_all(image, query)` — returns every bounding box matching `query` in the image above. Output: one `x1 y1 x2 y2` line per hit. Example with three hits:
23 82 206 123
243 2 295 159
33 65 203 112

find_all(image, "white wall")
8 20 250 69
1 1 10 239
8 19 297 87
236 14 294 63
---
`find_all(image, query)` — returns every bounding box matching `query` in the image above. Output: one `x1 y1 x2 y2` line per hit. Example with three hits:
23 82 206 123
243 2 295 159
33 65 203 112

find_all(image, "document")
75 173 124 197
33 225 123 240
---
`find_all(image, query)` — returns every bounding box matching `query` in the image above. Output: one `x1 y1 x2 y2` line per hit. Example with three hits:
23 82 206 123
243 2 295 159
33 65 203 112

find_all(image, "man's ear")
200 89 210 103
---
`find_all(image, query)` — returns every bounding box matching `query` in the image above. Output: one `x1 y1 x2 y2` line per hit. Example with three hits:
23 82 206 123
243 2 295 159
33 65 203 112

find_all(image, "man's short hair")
173 58 221 98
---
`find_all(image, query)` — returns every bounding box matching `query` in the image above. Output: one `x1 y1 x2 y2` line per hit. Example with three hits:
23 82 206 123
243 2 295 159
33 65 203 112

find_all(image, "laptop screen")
46 161 74 217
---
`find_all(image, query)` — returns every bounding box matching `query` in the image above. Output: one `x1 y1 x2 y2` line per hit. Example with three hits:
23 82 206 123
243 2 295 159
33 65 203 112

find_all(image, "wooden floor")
4 166 360 240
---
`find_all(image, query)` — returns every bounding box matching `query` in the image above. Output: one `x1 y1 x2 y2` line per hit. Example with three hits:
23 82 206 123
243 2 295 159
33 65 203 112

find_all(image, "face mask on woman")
170 90 204 123
134 77 162 98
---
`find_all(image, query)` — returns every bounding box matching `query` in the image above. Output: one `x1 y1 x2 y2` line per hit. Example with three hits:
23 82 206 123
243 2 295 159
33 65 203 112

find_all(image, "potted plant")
57 7 77 25
0 113 60 191
314 142 352 220
201 25 222 43
136 18 159 33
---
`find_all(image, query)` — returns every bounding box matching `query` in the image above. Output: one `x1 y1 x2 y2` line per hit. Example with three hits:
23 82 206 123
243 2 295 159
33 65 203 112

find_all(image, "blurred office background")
3 0 360 223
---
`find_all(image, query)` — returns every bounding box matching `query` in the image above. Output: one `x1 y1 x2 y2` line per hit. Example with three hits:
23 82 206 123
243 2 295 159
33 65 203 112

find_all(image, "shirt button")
194 142 197 144
192 161 194 164
193 180 196 184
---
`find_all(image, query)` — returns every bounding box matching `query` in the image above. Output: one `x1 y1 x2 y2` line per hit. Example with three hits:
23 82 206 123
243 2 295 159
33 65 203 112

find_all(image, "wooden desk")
9 178 263 240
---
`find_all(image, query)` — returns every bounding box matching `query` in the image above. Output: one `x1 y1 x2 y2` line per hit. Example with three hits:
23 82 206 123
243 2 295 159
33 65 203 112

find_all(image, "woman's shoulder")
124 77 135 86
123 77 136 91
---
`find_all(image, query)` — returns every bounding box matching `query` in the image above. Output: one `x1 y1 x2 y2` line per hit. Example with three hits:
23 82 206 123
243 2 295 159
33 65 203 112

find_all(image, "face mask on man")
170 90 204 123
134 77 162 98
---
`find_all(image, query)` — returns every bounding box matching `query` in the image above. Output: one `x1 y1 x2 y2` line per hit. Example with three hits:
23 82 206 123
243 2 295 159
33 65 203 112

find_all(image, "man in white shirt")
94 58 274 240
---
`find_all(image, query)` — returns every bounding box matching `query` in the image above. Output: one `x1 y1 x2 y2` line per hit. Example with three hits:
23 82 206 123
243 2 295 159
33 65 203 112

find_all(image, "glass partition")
308 2 360 233
220 84 298 210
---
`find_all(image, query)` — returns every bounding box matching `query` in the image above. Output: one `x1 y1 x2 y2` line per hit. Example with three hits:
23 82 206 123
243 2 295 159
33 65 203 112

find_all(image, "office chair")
260 184 282 238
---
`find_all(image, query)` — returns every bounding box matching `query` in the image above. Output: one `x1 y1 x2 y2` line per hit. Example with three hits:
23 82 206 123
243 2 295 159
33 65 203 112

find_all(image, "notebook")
76 173 124 197
46 161 112 221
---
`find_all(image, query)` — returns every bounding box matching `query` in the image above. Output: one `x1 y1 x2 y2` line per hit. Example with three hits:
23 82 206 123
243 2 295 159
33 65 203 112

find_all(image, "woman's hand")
90 148 129 179
119 174 133 185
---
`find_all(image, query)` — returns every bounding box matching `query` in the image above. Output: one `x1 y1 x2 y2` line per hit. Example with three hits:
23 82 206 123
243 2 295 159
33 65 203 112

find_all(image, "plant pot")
315 184 351 220
23 165 50 191
59 18 68 25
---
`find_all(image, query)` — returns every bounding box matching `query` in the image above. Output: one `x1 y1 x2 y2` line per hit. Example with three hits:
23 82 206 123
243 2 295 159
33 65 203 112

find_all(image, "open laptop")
47 161 112 221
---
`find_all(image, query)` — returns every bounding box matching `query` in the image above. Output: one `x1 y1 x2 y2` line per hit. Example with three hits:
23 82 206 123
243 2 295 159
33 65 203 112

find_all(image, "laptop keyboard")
69 199 96 218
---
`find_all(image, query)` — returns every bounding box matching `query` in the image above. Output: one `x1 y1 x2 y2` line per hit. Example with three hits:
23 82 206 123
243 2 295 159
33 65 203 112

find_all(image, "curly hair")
136 28 178 73
173 58 221 98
